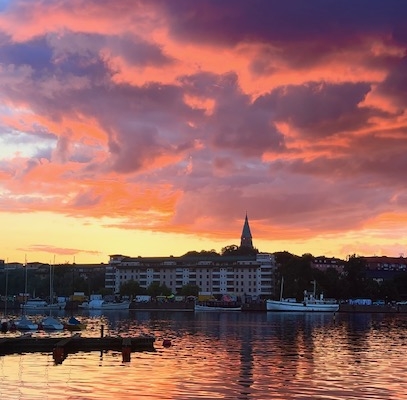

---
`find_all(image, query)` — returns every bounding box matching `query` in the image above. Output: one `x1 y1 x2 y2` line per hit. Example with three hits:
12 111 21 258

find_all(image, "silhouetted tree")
178 284 200 297
343 255 368 298
147 282 172 297
221 244 259 256
120 280 146 296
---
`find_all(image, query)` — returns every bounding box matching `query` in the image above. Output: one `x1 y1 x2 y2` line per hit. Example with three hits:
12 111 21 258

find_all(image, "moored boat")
266 299 339 312
14 315 39 331
79 299 130 310
39 316 64 330
266 278 339 312
21 298 67 311
194 301 241 311
63 316 87 331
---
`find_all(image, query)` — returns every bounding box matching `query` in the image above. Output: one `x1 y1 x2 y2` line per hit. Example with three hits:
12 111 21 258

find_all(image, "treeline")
1 267 106 299
3 250 407 302
274 252 407 302
119 280 199 298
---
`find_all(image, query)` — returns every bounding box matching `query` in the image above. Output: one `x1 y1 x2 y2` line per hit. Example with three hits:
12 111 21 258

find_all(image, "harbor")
1 310 407 399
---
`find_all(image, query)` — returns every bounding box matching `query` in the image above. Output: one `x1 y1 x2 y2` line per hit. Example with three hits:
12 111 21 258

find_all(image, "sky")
1 0 407 264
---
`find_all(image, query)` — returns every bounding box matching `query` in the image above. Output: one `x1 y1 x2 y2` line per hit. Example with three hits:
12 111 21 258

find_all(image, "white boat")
38 263 64 330
79 299 130 310
194 302 241 311
266 278 339 312
40 316 64 330
21 298 66 310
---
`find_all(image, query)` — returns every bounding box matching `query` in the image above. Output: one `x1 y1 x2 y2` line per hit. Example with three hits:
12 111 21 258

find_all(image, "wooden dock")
0 334 155 361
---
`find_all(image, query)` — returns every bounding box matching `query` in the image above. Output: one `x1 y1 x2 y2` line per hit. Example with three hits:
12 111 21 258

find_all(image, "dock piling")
122 338 132 362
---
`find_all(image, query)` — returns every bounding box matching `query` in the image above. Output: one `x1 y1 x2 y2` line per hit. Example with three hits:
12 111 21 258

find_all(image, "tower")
240 213 253 249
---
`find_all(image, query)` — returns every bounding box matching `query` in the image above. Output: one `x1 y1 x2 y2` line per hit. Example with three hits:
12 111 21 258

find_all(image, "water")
1 310 407 399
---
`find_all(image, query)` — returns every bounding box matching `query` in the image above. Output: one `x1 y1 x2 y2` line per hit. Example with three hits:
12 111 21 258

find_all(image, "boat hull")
21 301 66 311
79 301 130 310
64 323 87 331
195 304 241 311
266 300 339 312
40 316 64 330
14 316 39 330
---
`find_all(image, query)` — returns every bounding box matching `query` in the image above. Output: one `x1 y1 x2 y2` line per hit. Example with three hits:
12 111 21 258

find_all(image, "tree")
221 244 259 256
343 254 368 298
313 267 342 300
120 280 146 297
147 282 172 297
178 284 200 297
221 245 239 255
275 252 314 300
182 250 219 257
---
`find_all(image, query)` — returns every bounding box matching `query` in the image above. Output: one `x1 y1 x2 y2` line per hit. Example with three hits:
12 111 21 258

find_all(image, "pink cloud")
1 0 407 261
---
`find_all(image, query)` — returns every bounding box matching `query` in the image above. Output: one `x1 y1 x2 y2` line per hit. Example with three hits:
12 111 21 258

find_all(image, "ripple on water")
2 312 407 399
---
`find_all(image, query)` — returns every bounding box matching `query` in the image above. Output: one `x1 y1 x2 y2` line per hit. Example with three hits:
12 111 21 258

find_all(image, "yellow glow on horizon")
2 211 407 265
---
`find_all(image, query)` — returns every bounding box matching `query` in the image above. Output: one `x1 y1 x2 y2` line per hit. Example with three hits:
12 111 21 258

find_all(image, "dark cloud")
285 129 407 189
113 34 174 67
181 72 286 156
0 35 53 75
160 0 407 46
376 56 407 108
255 82 390 137
1 0 407 259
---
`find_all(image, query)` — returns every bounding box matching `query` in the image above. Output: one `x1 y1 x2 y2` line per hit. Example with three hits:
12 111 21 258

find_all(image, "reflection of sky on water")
2 311 407 399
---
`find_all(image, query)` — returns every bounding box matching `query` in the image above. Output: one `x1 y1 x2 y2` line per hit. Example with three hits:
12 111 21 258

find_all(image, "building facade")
106 215 277 298
107 252 276 299
311 256 345 273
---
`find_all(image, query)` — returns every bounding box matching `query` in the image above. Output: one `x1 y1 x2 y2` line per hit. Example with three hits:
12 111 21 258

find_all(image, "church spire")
240 213 253 249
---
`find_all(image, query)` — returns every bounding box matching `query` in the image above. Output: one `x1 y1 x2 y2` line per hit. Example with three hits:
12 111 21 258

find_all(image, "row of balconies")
118 274 273 283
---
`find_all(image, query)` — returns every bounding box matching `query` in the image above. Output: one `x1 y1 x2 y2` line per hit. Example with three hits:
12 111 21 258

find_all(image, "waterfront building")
363 256 407 272
311 256 345 273
362 255 407 283
106 216 277 299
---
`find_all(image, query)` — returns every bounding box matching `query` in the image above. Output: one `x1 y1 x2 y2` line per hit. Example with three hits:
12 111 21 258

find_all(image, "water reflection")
1 311 407 399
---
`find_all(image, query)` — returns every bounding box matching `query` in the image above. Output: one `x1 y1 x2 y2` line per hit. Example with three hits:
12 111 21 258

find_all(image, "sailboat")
15 260 39 331
63 316 87 331
266 278 339 312
39 262 63 330
1 266 11 332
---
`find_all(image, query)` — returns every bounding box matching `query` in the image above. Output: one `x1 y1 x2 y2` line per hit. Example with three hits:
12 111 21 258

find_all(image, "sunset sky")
1 0 407 264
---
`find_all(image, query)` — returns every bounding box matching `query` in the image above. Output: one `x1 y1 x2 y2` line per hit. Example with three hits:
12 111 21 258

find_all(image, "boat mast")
280 276 284 301
4 264 8 316
24 255 28 306
49 255 55 314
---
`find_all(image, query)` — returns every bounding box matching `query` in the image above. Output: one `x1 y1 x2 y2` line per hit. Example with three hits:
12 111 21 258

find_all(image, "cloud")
1 0 407 261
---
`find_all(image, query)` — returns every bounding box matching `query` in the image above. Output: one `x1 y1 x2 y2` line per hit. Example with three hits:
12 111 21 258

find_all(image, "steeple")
240 213 253 249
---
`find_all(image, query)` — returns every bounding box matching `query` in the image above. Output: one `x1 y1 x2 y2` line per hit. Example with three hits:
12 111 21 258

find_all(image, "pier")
0 334 156 362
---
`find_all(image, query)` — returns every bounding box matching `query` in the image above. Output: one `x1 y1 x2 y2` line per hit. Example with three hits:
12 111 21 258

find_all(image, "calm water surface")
1 310 407 399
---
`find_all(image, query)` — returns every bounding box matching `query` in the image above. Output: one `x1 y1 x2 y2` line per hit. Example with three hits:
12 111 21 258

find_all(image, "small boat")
194 301 241 311
79 299 130 310
14 315 39 331
63 316 87 331
21 298 66 310
266 278 339 312
39 316 64 330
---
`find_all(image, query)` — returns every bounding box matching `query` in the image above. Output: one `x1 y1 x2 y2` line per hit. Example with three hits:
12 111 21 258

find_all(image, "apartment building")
311 256 345 273
105 215 277 298
106 252 276 299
